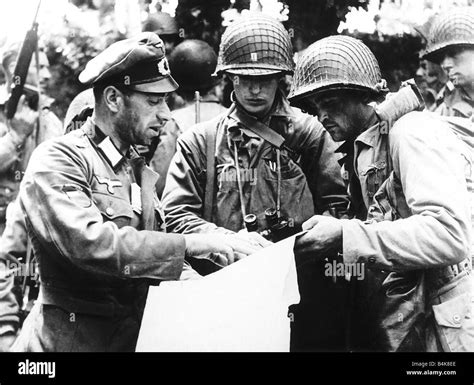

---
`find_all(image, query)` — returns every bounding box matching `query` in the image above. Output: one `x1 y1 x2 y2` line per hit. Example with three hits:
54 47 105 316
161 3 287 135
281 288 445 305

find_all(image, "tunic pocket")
432 290 474 352
92 192 133 229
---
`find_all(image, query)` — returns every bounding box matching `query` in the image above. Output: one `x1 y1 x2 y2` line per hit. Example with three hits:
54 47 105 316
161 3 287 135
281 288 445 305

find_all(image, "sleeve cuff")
341 218 369 265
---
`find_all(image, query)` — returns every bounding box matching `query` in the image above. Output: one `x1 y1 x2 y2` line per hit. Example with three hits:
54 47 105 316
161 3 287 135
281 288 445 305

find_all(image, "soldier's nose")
249 82 261 94
415 67 424 77
156 101 171 125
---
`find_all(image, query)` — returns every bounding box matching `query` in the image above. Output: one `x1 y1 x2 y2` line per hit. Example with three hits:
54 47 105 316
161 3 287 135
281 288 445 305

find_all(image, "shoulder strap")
203 122 217 222
231 107 285 148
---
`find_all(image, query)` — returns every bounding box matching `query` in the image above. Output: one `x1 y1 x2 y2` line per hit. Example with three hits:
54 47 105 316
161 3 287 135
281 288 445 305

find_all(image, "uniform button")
453 314 461 324
105 207 114 216
368 257 376 264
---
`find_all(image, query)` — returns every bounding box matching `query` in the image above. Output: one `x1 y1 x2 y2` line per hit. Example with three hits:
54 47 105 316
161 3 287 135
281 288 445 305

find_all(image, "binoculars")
244 208 300 243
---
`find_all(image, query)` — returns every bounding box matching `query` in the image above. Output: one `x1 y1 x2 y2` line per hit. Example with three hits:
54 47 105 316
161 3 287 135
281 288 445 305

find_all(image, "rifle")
5 0 42 120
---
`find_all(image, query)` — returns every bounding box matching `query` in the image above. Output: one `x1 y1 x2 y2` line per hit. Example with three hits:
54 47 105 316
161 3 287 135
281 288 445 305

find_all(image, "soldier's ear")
103 85 123 113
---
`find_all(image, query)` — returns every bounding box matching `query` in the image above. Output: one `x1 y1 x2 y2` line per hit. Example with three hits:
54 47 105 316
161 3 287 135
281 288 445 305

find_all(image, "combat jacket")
18 119 185 317
340 111 473 351
340 112 471 273
162 92 346 236
0 104 62 226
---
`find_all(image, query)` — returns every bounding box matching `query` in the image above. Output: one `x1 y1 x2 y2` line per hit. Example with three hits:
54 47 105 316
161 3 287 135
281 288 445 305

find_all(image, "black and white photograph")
0 0 472 382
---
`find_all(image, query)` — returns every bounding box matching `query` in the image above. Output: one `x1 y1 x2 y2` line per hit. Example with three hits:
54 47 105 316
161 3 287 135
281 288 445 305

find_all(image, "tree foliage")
175 0 251 51
284 0 369 49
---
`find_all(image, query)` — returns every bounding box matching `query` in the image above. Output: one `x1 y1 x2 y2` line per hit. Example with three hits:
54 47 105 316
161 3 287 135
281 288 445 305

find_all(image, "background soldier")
11 33 262 352
168 39 227 132
290 35 473 352
0 43 62 234
0 43 63 351
161 14 348 350
63 88 94 134
415 58 448 111
421 7 474 118
0 88 96 352
142 9 181 55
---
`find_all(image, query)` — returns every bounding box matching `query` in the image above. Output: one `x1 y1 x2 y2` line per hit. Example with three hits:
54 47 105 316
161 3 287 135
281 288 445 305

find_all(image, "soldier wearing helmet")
421 7 474 118
161 15 348 350
9 33 263 352
168 39 226 127
415 59 448 111
291 35 473 352
142 10 180 55
162 14 345 249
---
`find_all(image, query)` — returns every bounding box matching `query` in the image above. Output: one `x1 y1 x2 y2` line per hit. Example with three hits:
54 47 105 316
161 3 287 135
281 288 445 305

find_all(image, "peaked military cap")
79 32 178 93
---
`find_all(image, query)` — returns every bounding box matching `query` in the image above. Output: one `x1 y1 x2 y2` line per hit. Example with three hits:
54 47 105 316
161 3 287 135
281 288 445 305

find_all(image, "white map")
136 235 300 352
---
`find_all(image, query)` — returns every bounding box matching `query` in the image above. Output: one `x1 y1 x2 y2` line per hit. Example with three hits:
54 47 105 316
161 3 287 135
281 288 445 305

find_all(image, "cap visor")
131 76 179 93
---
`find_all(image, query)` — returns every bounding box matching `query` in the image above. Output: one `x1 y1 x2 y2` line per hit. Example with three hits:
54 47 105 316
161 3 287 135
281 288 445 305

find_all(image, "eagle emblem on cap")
157 58 171 76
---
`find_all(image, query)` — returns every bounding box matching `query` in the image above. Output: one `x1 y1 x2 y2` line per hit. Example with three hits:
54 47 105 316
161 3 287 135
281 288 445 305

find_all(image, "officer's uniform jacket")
339 111 473 351
14 119 185 346
162 92 346 236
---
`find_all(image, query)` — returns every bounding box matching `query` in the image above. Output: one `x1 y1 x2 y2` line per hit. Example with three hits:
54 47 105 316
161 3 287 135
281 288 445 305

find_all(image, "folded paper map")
136 235 300 352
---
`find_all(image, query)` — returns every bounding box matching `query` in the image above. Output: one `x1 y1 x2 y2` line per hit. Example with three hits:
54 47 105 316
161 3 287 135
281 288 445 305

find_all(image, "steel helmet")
288 35 387 104
421 7 474 63
214 14 294 76
169 39 218 92
64 88 94 134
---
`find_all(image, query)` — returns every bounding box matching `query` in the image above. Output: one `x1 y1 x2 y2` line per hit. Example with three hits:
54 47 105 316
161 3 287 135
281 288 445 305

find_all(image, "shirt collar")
354 122 380 148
